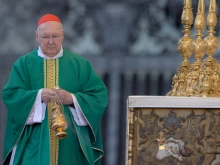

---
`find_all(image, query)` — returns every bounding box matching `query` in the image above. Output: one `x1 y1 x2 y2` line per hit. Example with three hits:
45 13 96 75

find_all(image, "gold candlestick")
167 0 193 96
197 0 219 97
192 0 206 65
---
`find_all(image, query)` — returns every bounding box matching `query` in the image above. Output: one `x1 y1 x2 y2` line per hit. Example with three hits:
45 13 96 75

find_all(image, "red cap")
38 14 61 27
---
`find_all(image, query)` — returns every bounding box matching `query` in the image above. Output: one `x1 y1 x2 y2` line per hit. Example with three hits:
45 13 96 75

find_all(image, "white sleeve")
26 89 46 125
69 94 88 126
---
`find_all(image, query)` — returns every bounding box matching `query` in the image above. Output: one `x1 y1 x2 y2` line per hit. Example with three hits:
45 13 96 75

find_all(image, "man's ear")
35 31 40 43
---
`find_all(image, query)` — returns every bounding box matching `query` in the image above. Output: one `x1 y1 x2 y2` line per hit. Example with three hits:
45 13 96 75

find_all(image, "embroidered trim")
92 147 104 162
74 95 104 162
45 59 59 165
74 98 96 144
69 111 91 165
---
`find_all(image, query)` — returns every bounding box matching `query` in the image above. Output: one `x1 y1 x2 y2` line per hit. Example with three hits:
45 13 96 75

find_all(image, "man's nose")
48 37 54 43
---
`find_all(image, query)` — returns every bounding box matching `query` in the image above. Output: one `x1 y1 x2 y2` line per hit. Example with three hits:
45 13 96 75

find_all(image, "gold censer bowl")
51 104 68 139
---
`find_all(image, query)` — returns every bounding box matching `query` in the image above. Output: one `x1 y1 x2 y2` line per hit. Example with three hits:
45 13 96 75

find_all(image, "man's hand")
41 88 56 103
53 89 73 105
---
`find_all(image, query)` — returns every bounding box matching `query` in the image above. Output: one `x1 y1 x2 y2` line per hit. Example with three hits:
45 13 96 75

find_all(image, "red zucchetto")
37 14 61 27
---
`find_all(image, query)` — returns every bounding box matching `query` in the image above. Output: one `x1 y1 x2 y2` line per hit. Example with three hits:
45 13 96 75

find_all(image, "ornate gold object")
51 103 68 139
185 63 200 96
205 0 218 58
167 0 193 96
185 0 206 97
168 0 220 97
197 0 219 97
51 86 68 139
192 0 206 68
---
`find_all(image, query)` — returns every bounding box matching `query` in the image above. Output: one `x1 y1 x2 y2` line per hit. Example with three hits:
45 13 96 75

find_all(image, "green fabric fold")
2 57 39 161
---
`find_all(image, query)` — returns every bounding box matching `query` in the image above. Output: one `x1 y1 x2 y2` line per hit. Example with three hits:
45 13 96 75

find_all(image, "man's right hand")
41 88 56 103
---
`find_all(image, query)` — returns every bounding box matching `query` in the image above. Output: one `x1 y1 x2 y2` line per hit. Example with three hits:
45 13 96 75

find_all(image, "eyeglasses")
39 34 62 41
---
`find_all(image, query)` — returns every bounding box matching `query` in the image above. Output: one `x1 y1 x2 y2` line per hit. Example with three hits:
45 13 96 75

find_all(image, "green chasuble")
2 48 108 165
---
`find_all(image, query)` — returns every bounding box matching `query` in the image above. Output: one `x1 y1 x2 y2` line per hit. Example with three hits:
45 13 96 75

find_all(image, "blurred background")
0 0 220 165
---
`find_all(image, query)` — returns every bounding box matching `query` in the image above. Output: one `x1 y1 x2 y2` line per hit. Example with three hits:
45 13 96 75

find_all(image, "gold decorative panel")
126 96 220 165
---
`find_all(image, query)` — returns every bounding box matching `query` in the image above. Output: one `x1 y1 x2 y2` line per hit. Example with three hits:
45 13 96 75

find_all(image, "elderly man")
2 14 108 165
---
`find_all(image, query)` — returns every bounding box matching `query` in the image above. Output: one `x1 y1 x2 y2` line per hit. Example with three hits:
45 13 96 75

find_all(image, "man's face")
35 21 64 57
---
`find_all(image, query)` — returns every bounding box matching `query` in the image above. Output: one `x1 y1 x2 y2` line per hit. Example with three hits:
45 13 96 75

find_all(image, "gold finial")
205 0 218 57
185 0 192 8
186 0 206 97
198 0 205 13
194 0 206 37
182 0 193 27
184 0 186 7
197 0 219 97
209 0 216 12
167 0 193 96
207 0 217 29
192 0 206 62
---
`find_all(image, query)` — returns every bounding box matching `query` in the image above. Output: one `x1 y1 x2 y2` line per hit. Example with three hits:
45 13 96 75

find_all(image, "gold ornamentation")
45 59 59 165
186 63 200 96
127 107 220 164
51 104 68 139
188 0 206 97
168 0 220 97
51 86 68 139
44 59 68 165
167 0 193 96
197 57 218 97
197 0 219 97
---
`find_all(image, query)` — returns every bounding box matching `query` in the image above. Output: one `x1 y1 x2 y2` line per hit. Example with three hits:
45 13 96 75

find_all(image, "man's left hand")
54 89 73 105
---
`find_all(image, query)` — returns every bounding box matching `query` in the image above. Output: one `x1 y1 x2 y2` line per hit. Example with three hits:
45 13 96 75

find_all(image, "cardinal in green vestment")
2 14 108 165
